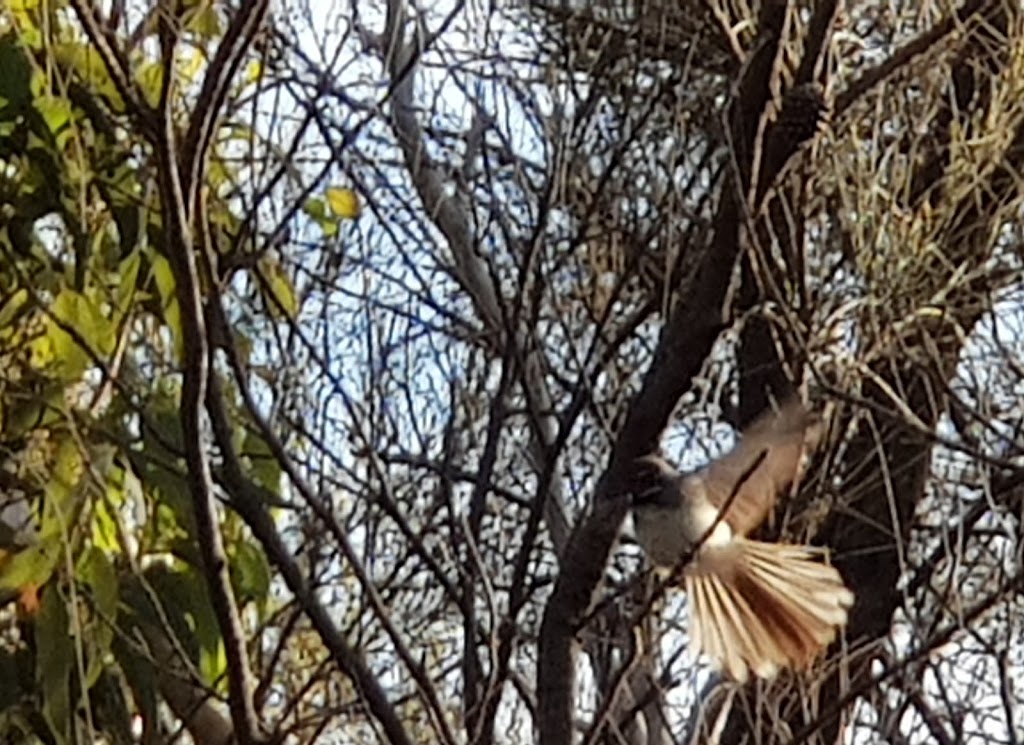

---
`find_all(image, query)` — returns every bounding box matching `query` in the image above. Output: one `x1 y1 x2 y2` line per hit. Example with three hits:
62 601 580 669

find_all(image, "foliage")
0 2 285 742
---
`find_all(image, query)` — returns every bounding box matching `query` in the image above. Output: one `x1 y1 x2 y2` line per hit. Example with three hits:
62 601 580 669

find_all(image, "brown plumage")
630 398 852 682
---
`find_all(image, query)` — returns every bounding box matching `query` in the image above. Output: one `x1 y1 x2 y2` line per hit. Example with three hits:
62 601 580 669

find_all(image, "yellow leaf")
186 3 222 37
136 61 164 108
149 254 184 362
0 288 29 327
7 0 41 35
54 42 125 111
245 60 264 86
325 187 361 219
258 256 299 320
177 50 206 86
34 96 71 136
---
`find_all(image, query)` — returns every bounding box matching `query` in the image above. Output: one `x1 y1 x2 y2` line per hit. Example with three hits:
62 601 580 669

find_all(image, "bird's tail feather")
684 539 853 682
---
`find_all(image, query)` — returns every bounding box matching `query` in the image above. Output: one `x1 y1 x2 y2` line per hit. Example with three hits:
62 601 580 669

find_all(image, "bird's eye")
631 483 662 505
632 457 662 480
629 458 665 504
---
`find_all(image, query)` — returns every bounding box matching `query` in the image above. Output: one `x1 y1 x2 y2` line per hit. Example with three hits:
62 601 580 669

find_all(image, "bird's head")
628 454 678 508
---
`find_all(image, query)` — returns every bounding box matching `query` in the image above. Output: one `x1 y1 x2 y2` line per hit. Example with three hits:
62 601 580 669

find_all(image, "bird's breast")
632 496 733 568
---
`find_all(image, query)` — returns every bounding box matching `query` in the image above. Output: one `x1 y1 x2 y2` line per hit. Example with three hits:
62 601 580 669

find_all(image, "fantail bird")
629 398 853 682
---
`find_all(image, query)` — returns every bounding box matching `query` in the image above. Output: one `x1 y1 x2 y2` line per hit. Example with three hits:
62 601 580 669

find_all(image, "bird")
629 398 853 682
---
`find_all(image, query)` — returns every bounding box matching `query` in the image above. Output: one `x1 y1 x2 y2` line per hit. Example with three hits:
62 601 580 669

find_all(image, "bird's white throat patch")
689 500 733 547
678 474 733 547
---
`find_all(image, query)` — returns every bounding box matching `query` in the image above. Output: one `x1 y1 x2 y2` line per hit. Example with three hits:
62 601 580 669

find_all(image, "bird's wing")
696 398 822 536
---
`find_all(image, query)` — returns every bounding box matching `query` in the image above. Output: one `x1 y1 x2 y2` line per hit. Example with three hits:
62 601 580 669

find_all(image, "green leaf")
78 547 118 687
303 197 326 219
46 435 85 517
136 469 193 545
0 540 59 593
241 429 282 496
8 0 43 11
150 252 175 301
29 288 116 379
34 95 73 148
168 565 225 688
116 250 142 318
131 397 197 546
95 464 138 553
0 34 31 116
37 587 73 745
78 547 118 619
148 252 183 360
302 197 339 238
2 396 43 440
231 540 271 609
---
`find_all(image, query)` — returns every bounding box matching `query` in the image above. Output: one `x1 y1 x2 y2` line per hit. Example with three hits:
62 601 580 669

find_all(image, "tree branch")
155 74 265 745
536 1 801 741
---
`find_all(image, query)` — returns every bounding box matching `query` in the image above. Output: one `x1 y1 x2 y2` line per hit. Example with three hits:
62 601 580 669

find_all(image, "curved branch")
154 78 264 745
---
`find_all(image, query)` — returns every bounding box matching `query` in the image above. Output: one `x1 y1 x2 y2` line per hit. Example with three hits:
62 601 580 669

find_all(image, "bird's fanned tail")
684 539 854 682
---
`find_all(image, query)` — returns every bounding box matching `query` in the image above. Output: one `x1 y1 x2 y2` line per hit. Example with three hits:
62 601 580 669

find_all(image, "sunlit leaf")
29 289 116 379
52 436 84 493
244 60 263 86
0 288 29 328
136 61 163 109
258 255 299 319
34 96 71 145
186 4 223 38
150 252 175 301
325 186 361 219
92 493 120 553
0 539 59 597
52 42 124 111
177 50 206 86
